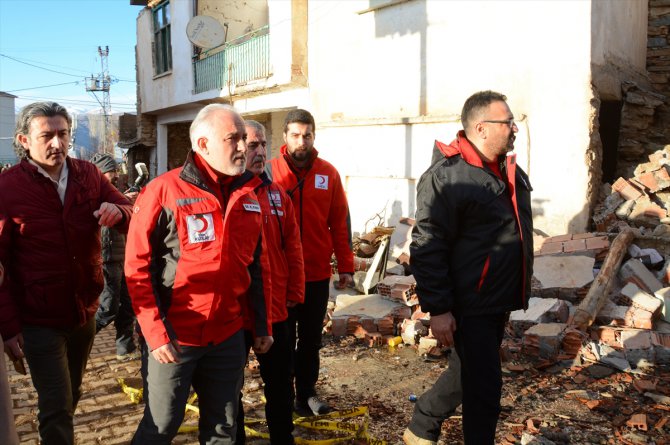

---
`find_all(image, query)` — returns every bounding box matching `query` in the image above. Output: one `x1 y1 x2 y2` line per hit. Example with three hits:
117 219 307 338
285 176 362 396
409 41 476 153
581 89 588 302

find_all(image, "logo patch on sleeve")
315 174 329 190
187 213 215 243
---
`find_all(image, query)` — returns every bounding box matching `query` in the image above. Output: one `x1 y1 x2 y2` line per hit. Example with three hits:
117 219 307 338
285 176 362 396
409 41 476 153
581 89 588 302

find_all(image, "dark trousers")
132 330 246 445
237 320 294 444
408 313 506 444
22 317 96 445
288 278 330 402
408 349 462 441
95 262 136 355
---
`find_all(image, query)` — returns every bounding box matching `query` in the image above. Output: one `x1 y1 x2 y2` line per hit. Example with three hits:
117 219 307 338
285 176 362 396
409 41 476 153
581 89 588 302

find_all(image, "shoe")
295 396 332 416
116 350 141 362
402 428 437 445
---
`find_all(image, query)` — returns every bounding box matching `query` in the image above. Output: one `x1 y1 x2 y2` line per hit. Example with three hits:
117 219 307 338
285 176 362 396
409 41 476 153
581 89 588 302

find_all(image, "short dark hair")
461 91 507 134
283 109 315 134
14 102 72 159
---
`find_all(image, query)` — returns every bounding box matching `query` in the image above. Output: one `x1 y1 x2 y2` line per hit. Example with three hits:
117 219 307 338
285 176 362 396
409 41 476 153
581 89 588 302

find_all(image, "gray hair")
14 102 72 159
244 119 266 136
189 103 239 148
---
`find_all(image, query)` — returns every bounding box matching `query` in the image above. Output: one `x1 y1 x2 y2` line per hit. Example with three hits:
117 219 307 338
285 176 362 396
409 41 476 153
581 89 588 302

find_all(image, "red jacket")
125 152 272 350
267 146 354 282
255 173 304 323
0 158 132 339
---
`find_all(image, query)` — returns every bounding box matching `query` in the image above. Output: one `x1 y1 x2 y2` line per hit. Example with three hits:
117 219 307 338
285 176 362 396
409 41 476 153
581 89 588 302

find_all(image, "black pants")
132 331 246 445
22 318 96 445
95 262 136 355
288 279 330 402
237 320 294 444
408 313 506 444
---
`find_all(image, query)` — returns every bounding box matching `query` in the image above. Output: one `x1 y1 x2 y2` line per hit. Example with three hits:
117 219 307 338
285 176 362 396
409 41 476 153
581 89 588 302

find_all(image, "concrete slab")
533 255 595 289
332 293 406 319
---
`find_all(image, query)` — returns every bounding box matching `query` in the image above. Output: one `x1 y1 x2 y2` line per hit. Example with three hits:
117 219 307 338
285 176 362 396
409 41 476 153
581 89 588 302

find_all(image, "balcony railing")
193 26 270 95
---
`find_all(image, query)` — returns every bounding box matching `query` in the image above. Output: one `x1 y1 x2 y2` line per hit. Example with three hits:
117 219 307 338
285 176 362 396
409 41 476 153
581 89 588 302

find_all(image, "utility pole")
85 46 112 154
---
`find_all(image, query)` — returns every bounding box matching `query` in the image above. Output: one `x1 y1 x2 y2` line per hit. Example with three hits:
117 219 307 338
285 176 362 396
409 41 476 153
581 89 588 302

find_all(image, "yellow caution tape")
117 378 143 404
117 380 386 443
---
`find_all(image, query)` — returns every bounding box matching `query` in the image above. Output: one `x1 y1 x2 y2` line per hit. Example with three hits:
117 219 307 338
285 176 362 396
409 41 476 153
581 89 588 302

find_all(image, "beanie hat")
90 153 118 174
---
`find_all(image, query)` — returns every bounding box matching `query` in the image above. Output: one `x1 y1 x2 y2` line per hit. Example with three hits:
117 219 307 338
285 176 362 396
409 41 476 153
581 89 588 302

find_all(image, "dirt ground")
8 325 670 444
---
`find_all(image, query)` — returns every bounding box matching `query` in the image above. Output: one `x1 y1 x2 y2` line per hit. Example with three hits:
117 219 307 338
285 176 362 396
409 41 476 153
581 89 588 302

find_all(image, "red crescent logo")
195 215 209 233
317 176 326 185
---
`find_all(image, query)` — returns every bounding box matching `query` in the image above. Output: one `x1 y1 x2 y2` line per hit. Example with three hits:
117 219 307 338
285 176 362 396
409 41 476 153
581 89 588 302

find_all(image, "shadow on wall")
532 198 591 236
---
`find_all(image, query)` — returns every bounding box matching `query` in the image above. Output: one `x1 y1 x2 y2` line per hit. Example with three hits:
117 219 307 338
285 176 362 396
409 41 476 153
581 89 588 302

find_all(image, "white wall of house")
306 0 644 236
0 93 16 164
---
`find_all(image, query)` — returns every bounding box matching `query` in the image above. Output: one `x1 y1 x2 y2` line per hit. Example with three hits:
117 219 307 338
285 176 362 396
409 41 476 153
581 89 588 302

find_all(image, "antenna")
85 46 112 154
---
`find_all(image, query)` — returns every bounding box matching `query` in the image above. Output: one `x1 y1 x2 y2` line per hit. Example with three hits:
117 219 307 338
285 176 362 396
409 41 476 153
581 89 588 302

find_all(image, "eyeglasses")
247 141 267 150
482 119 516 129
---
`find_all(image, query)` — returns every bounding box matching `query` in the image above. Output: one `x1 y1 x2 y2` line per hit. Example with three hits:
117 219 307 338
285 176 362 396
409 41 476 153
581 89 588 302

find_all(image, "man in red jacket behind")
266 109 354 416
237 120 304 444
0 101 132 445
126 104 273 444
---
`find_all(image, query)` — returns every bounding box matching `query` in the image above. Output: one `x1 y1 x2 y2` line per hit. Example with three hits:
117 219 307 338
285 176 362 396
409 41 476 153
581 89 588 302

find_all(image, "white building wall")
0 95 16 164
307 0 605 235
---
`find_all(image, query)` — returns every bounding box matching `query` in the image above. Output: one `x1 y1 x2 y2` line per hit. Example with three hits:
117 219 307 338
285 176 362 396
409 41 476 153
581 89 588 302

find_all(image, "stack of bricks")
377 275 418 306
534 233 610 259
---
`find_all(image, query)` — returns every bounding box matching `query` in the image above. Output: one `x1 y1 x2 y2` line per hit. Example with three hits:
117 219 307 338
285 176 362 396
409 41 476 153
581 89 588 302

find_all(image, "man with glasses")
404 91 533 445
125 104 273 444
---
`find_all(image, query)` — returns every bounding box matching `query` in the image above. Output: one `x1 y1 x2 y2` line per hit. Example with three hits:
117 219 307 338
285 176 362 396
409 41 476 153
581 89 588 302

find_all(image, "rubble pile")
594 143 670 234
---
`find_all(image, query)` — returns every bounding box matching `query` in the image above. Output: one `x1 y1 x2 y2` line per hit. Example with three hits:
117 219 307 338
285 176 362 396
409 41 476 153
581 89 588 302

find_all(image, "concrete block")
620 282 663 315
510 298 570 337
654 287 670 322
417 337 439 355
620 329 653 350
522 323 566 358
619 259 664 293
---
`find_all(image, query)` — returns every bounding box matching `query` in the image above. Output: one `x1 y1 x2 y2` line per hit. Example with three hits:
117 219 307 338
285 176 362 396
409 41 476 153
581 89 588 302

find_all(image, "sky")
0 0 146 115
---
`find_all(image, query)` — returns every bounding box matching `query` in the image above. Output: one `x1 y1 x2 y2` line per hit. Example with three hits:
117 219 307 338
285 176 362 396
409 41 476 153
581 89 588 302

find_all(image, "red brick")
331 317 347 337
546 234 573 242
591 326 622 348
365 332 383 347
539 241 564 255
612 177 644 200
563 239 587 253
636 171 659 192
585 236 609 250
572 232 594 240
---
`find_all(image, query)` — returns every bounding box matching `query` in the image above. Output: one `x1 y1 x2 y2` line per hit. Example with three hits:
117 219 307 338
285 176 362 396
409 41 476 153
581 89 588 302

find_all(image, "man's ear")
197 137 208 155
17 134 29 149
474 122 487 139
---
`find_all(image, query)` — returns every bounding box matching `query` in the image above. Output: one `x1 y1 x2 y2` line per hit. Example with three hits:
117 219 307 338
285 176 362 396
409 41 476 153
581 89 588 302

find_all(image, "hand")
151 340 181 364
430 312 457 348
94 202 122 227
286 300 298 308
252 336 274 354
124 191 139 204
4 333 24 361
335 273 353 289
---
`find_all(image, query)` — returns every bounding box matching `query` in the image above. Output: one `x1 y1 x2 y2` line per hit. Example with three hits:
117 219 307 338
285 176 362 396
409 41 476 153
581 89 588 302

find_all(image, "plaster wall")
199 0 268 42
591 0 648 99
0 95 15 163
308 0 597 235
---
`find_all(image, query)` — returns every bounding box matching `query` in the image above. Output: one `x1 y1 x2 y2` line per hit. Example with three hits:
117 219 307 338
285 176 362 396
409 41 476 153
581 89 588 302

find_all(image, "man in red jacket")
0 101 132 445
266 109 354 416
237 120 305 444
125 104 273 444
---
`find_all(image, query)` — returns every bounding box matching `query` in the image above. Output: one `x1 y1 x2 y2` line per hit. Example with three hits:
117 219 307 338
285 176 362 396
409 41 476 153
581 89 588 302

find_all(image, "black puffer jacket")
410 131 533 317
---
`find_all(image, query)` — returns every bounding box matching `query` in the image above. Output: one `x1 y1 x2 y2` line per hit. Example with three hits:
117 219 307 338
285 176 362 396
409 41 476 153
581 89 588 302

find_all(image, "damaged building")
126 0 666 237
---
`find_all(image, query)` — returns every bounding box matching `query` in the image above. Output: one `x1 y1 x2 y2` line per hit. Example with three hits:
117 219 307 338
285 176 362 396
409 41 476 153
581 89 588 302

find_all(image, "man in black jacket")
403 91 533 445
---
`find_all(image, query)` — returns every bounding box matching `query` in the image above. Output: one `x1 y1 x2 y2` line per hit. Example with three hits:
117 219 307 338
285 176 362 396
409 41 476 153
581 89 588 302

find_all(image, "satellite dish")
186 15 227 49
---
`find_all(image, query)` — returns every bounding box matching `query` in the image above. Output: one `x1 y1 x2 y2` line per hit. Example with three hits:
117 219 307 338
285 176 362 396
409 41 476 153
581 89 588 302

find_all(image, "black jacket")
410 132 533 317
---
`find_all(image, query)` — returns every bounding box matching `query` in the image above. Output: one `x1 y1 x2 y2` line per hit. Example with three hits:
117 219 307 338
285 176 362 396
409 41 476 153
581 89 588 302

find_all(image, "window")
152 1 172 75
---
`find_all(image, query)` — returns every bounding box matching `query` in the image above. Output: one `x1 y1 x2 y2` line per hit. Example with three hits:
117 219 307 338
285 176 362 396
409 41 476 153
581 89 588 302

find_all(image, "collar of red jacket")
436 130 488 168
193 151 235 188
279 144 319 172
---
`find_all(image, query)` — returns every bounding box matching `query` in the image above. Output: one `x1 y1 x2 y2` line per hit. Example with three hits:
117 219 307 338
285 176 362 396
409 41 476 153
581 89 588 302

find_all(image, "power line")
15 94 136 108
0 53 84 78
0 54 92 75
7 81 80 93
